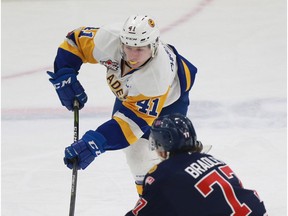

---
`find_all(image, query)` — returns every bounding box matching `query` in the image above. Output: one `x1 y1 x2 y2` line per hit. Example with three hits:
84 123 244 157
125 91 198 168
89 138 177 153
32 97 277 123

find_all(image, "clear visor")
149 136 158 151
149 131 170 152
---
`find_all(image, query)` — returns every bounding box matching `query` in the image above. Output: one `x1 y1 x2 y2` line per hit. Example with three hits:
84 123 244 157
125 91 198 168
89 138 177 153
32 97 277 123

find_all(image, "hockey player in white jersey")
47 15 198 195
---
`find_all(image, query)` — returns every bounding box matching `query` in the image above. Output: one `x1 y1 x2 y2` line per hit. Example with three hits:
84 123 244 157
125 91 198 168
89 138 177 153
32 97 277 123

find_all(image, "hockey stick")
69 99 79 216
202 145 212 154
196 141 212 154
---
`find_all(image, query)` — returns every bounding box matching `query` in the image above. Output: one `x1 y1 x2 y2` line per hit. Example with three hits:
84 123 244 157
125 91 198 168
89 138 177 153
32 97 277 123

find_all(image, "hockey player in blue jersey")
48 15 198 195
126 113 267 216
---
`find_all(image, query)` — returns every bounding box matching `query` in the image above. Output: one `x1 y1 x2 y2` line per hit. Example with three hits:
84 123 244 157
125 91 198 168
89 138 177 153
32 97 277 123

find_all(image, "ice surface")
2 0 287 215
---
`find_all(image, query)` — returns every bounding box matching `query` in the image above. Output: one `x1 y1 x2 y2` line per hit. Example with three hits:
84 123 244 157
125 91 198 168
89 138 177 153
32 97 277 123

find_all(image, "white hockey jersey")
54 25 196 149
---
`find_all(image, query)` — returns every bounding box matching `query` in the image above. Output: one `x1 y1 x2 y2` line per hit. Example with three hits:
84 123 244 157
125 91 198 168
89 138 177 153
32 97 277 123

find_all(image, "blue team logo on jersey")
100 59 119 71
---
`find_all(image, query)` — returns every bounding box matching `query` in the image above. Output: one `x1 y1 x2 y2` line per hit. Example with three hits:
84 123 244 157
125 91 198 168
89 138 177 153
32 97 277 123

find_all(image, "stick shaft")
69 100 79 216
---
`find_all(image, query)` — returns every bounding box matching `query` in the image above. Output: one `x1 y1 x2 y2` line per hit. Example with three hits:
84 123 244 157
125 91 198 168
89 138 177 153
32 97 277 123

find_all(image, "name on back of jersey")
185 156 225 179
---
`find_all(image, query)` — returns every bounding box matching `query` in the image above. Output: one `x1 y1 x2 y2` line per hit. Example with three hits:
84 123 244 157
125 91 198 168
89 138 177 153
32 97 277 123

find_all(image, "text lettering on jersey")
185 156 225 179
163 46 175 72
107 74 126 99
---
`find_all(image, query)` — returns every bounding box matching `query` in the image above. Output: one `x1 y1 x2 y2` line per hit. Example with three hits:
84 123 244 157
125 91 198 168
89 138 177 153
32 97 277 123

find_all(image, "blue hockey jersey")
126 152 267 216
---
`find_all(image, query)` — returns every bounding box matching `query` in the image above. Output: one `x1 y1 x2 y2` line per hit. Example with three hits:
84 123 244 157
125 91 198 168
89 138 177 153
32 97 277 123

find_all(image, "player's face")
156 150 169 160
123 45 152 69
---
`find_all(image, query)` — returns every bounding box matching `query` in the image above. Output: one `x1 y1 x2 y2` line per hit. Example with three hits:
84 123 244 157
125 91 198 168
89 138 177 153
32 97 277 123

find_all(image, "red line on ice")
2 66 52 80
1 0 214 80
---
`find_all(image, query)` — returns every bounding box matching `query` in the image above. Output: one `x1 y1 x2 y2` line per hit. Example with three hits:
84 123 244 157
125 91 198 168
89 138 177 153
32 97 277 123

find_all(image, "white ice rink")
2 0 287 215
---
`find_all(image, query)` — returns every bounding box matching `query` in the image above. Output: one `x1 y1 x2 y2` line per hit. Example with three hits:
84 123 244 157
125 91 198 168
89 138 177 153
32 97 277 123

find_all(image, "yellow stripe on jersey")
112 89 170 145
113 116 139 144
113 111 144 144
59 27 98 64
181 59 191 92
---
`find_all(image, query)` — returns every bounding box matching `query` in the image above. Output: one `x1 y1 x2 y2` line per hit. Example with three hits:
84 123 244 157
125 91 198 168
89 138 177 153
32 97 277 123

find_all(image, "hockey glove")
64 130 106 170
47 68 87 111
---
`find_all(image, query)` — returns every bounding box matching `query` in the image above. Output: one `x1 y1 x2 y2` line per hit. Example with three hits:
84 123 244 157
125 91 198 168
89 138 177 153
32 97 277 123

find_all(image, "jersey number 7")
195 165 252 216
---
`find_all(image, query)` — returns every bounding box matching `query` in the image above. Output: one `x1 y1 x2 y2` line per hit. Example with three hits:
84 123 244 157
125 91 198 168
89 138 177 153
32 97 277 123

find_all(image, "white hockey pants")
123 138 161 194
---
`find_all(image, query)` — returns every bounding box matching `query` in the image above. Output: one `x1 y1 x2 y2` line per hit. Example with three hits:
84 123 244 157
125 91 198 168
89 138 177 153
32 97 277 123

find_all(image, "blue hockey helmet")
150 113 201 153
